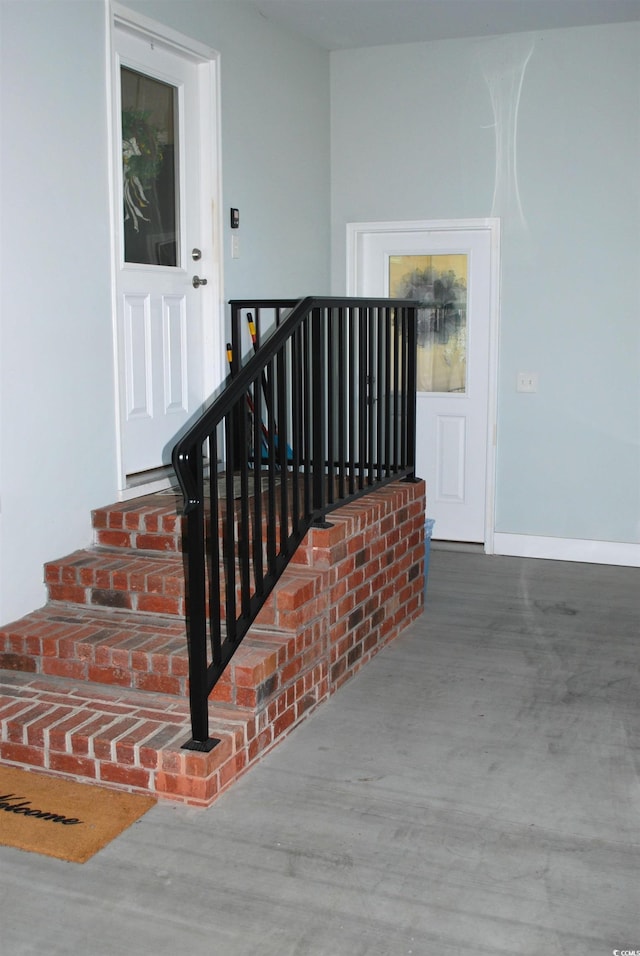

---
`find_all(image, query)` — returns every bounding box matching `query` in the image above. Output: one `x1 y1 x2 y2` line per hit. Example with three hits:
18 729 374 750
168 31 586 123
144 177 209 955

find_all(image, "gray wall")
0 0 117 623
331 23 640 544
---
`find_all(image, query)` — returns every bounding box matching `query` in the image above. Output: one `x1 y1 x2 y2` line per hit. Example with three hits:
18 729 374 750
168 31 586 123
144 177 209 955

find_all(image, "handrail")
172 296 419 749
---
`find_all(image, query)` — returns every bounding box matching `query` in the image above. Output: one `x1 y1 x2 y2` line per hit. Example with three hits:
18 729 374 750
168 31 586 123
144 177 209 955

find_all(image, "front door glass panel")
121 67 179 266
389 254 468 393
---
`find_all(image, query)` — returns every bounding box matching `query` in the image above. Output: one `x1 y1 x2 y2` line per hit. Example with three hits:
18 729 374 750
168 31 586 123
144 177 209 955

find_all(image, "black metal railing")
172 296 418 750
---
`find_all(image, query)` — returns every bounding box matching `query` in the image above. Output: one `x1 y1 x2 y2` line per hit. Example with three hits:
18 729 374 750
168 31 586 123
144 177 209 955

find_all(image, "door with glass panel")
349 222 496 543
113 21 214 478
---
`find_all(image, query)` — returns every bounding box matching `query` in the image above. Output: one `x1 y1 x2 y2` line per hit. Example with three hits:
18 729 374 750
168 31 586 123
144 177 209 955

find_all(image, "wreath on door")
122 108 164 232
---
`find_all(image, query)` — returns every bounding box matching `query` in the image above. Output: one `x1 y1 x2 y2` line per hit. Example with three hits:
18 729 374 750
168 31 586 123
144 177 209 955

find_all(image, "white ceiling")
249 0 640 50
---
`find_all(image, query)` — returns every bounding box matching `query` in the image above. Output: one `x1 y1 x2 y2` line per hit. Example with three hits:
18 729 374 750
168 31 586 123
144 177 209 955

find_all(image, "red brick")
114 721 160 764
49 752 97 778
248 726 273 761
134 673 181 695
1 741 46 766
170 655 189 678
42 658 87 680
68 714 120 756
155 770 218 804
210 680 233 703
218 752 246 790
92 509 108 530
92 717 141 761
96 530 131 549
48 584 87 604
273 706 296 738
138 725 188 768
100 762 150 790
137 594 180 615
0 653 36 672
87 665 132 687
25 706 72 747
136 534 177 552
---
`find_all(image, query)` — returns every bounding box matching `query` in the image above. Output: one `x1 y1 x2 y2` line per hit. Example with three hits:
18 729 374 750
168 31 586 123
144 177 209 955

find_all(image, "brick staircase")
0 480 425 807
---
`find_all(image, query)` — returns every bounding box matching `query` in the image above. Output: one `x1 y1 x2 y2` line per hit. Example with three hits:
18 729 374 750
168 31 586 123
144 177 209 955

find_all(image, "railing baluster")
405 306 418 477
291 330 302 535
311 307 326 518
208 430 222 666
276 345 289 550
348 306 356 495
367 307 376 486
337 307 346 499
383 307 392 478
183 447 214 750
400 306 408 468
252 374 264 596
239 390 251 622
265 358 277 568
224 412 238 642
358 306 368 490
392 303 401 471
326 307 335 506
302 315 312 519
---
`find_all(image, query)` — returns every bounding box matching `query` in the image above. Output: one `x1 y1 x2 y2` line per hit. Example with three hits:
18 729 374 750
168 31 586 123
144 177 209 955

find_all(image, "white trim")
108 3 224 491
112 3 214 61
346 218 501 555
118 476 175 501
493 533 640 568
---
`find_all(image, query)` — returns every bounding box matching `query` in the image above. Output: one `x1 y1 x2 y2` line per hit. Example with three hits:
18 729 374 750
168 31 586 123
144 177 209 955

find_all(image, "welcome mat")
0 766 156 863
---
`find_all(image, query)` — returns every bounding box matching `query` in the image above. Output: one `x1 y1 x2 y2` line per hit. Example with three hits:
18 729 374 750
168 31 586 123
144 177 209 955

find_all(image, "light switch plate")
517 371 538 393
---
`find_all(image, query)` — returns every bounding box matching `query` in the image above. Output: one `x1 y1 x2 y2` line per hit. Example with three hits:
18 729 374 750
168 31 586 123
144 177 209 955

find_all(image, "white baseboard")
493 533 640 568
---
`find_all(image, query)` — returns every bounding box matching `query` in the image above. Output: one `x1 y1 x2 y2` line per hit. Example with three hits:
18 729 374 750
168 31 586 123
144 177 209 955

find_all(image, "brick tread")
0 603 323 706
45 547 186 615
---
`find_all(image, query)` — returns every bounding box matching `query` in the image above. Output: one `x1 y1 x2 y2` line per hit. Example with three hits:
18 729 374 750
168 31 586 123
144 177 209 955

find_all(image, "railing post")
311 306 330 523
403 305 419 482
181 448 219 752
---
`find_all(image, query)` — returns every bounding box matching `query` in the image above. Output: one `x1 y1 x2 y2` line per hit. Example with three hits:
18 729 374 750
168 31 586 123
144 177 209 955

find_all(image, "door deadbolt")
192 275 208 288
191 248 202 261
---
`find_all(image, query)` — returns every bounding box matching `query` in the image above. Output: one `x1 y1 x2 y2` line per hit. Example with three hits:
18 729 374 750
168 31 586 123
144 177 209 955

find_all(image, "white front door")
348 220 499 545
112 12 221 479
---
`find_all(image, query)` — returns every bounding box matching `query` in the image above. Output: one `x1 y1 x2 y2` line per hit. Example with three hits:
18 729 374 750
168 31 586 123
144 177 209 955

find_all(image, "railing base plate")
181 737 221 753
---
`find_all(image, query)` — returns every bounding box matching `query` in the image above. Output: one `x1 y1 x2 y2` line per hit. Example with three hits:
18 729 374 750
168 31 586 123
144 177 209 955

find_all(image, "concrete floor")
1 550 639 955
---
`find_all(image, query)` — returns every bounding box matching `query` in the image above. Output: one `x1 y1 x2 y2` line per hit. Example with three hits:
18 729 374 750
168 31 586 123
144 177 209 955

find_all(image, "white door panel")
112 16 219 478
348 220 498 544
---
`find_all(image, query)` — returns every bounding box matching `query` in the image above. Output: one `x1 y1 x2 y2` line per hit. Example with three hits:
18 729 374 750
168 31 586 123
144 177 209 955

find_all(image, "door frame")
346 218 501 553
107 2 224 496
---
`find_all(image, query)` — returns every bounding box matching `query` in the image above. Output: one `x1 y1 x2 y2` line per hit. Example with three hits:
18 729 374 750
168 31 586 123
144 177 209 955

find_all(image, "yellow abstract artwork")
389 254 468 393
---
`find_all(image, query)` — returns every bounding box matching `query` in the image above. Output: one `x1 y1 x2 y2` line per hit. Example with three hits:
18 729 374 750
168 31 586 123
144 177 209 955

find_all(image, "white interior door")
112 15 220 479
348 220 499 545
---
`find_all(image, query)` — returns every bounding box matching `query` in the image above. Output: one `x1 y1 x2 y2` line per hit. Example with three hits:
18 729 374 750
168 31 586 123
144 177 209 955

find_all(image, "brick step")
92 493 185 554
45 548 187 616
0 605 187 691
45 540 328 625
0 593 327 711
91 488 298 556
0 669 319 806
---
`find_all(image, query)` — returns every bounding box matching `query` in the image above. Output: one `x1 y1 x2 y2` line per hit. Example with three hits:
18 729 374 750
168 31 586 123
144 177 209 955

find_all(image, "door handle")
192 275 208 288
